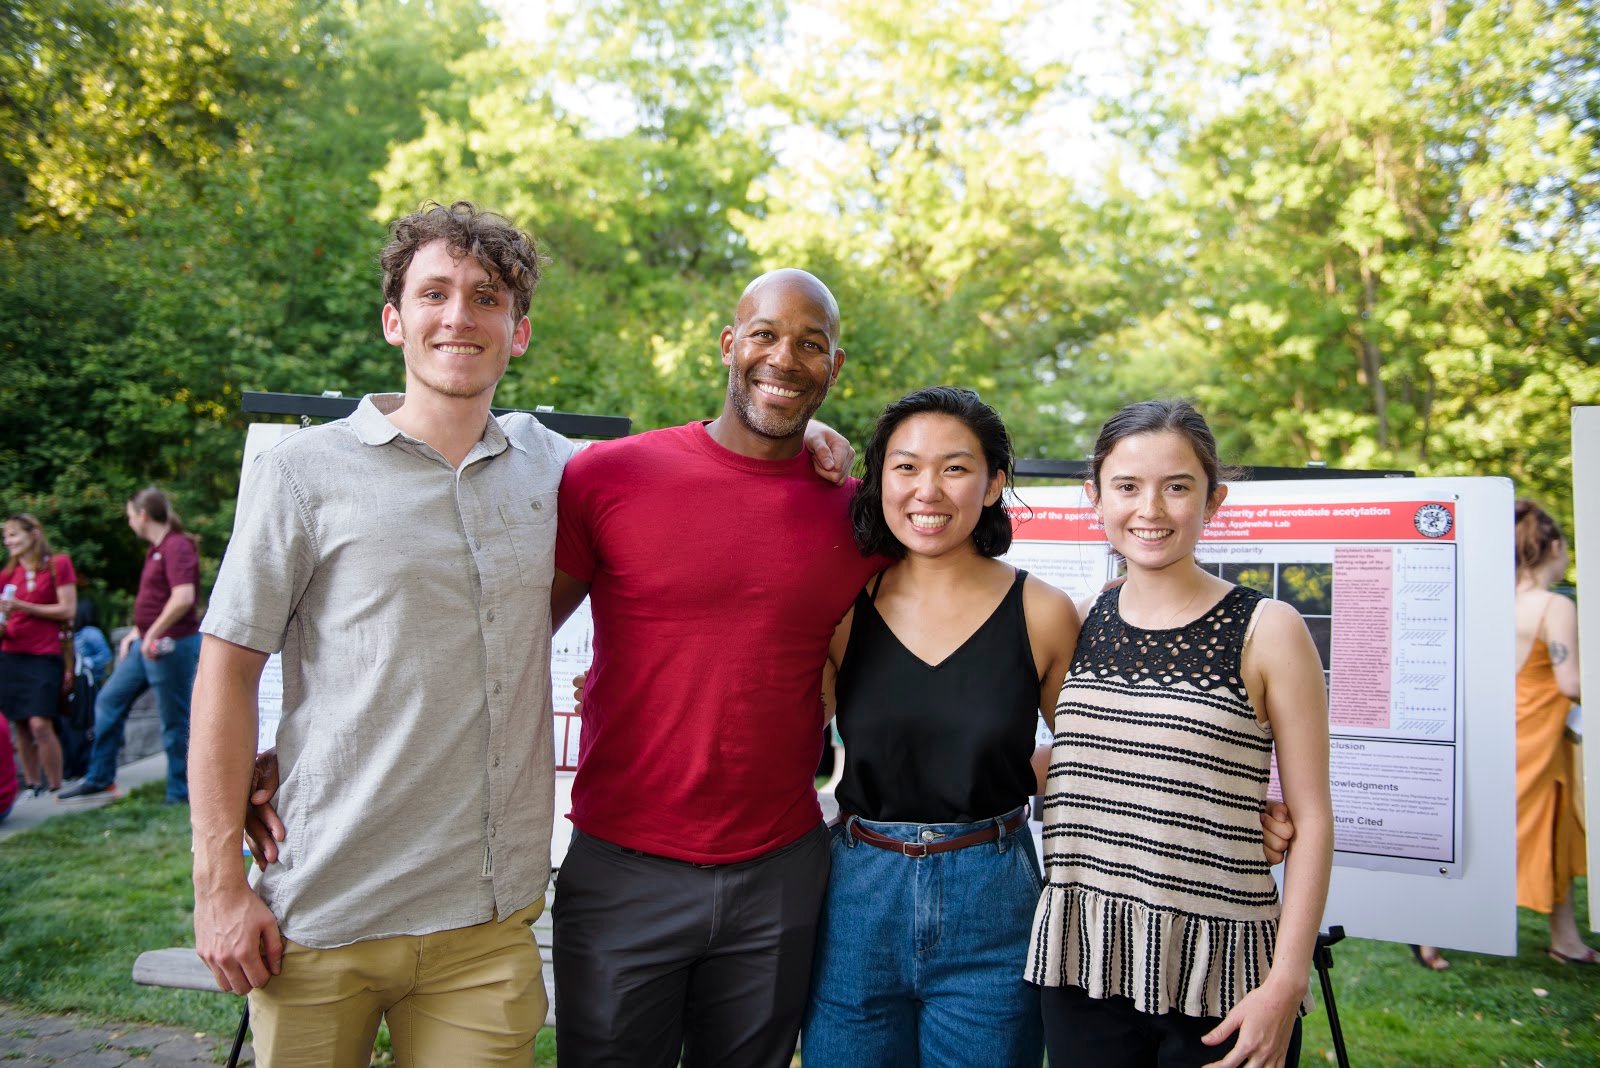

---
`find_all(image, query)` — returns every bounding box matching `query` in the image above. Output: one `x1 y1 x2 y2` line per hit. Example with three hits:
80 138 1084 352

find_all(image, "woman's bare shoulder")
1252 595 1312 637
1021 572 1077 613
1022 574 1081 649
1517 586 1573 625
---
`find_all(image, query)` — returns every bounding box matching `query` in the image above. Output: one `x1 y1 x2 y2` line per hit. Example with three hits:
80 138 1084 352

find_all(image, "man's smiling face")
718 270 845 449
381 238 530 404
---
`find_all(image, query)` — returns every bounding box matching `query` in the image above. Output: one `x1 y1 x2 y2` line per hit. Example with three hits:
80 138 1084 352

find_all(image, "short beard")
726 380 827 441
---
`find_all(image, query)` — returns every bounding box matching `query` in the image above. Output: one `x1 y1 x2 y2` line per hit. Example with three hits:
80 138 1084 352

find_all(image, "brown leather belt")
842 811 1027 858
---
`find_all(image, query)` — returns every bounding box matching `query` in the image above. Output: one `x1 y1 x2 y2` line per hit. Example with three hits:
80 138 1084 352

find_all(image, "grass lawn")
3 781 1597 1066
0 783 556 1063
1296 908 1600 1067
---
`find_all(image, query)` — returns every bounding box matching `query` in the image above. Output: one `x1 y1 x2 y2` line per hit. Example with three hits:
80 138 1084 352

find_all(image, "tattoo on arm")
1549 641 1569 665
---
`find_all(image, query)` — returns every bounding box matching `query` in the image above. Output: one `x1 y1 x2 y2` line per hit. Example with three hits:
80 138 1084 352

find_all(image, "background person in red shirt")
0 513 78 796
60 487 200 804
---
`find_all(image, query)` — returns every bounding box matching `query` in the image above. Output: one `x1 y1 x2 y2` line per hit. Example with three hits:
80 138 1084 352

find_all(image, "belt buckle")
900 840 929 858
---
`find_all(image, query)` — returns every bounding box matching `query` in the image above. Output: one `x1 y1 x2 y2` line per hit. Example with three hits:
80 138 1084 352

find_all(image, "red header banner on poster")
1010 500 1457 544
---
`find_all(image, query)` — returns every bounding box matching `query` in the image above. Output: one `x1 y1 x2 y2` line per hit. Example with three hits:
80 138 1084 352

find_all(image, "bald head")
711 267 847 459
735 269 841 347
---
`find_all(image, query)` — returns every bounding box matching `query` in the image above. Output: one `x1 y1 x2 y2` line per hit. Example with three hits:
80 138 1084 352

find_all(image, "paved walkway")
1 752 172 842
3 756 254 1064
0 1002 251 1067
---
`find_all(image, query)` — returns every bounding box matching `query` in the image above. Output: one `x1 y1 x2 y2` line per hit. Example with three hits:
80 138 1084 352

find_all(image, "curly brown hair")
380 201 544 321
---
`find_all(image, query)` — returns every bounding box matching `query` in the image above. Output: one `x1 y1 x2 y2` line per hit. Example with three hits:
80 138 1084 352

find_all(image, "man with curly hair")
190 202 568 1066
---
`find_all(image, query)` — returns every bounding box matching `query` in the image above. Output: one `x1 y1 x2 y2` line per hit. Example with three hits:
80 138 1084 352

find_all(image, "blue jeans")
801 808 1044 1068
84 634 199 801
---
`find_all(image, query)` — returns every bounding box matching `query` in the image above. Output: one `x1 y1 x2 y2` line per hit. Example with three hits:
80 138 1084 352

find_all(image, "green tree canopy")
1097 0 1598 540
3 0 1594 596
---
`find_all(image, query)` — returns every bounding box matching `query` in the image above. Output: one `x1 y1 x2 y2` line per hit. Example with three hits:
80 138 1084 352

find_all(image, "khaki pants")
249 898 546 1068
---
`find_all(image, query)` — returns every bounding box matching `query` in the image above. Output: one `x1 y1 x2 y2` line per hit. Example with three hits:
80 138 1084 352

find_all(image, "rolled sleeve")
202 451 316 654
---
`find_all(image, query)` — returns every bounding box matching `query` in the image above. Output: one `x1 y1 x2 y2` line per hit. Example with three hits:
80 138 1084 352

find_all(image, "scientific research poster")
1002 485 1466 877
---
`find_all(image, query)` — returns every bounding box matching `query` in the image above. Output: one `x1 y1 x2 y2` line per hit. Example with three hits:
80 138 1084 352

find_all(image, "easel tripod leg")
226 1002 249 1068
1314 926 1351 1068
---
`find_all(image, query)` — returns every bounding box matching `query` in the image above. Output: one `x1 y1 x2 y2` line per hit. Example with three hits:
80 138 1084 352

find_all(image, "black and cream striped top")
1025 583 1300 1019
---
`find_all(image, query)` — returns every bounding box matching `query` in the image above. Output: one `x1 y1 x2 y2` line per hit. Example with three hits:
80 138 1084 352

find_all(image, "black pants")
552 824 831 1068
1041 983 1302 1068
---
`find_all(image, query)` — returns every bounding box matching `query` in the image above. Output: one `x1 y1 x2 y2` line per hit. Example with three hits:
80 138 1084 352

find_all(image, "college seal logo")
1414 503 1453 538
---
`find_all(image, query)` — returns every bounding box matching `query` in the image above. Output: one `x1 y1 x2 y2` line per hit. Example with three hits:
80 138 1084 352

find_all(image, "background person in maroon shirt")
59 487 200 804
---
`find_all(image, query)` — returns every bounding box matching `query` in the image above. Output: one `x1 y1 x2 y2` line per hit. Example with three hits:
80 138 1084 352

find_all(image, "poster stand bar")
1014 459 1411 481
241 391 630 440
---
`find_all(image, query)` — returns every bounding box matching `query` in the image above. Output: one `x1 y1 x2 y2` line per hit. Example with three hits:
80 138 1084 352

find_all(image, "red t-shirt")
133 531 200 637
556 422 886 864
1 554 76 656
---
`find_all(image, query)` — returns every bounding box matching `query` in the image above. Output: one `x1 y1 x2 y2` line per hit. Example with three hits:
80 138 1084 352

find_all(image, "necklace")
1125 582 1205 630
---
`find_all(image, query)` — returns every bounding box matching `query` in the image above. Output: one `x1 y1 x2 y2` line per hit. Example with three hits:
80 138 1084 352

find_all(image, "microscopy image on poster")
1221 562 1277 598
1279 563 1333 615
1003 488 1466 875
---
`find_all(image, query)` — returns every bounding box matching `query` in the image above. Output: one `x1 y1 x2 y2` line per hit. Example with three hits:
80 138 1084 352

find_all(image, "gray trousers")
552 823 831 1068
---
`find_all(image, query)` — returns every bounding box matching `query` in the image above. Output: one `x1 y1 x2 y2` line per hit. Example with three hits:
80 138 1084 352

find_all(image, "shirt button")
473 538 482 551
486 610 496 623
493 756 501 768
493 681 502 695
491 826 498 838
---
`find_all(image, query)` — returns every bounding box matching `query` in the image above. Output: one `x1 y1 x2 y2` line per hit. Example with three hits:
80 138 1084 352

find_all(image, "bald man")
550 270 885 1067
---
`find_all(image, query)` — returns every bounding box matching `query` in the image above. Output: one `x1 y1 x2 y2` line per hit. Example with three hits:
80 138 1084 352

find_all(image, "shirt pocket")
500 492 558 588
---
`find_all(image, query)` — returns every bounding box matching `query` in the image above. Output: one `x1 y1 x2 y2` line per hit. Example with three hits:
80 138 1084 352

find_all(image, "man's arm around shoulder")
190 634 283 994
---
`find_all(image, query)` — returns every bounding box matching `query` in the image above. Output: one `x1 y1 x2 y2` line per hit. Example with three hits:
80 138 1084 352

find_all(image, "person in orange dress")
1417 499 1591 970
1512 499 1592 963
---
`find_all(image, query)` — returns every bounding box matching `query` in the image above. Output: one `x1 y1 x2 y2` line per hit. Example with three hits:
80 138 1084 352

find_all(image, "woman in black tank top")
800 388 1080 1068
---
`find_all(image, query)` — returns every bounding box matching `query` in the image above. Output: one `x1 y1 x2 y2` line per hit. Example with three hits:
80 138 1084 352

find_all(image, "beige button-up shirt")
203 394 572 948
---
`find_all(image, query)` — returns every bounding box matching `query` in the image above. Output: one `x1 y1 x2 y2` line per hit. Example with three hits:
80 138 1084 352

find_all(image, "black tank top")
834 568 1041 822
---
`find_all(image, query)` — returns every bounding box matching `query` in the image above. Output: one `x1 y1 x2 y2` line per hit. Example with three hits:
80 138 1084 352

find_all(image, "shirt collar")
351 394 404 446
351 393 521 458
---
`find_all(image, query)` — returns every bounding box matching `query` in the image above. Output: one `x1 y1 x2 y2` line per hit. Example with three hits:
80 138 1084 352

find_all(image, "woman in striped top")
1025 401 1333 1068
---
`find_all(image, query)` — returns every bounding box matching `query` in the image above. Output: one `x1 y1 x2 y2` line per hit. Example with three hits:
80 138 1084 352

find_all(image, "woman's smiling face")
1089 429 1226 573
3 521 38 560
881 413 1004 559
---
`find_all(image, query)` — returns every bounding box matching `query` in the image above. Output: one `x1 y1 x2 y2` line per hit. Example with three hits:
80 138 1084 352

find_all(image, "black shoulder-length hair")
850 386 1015 560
